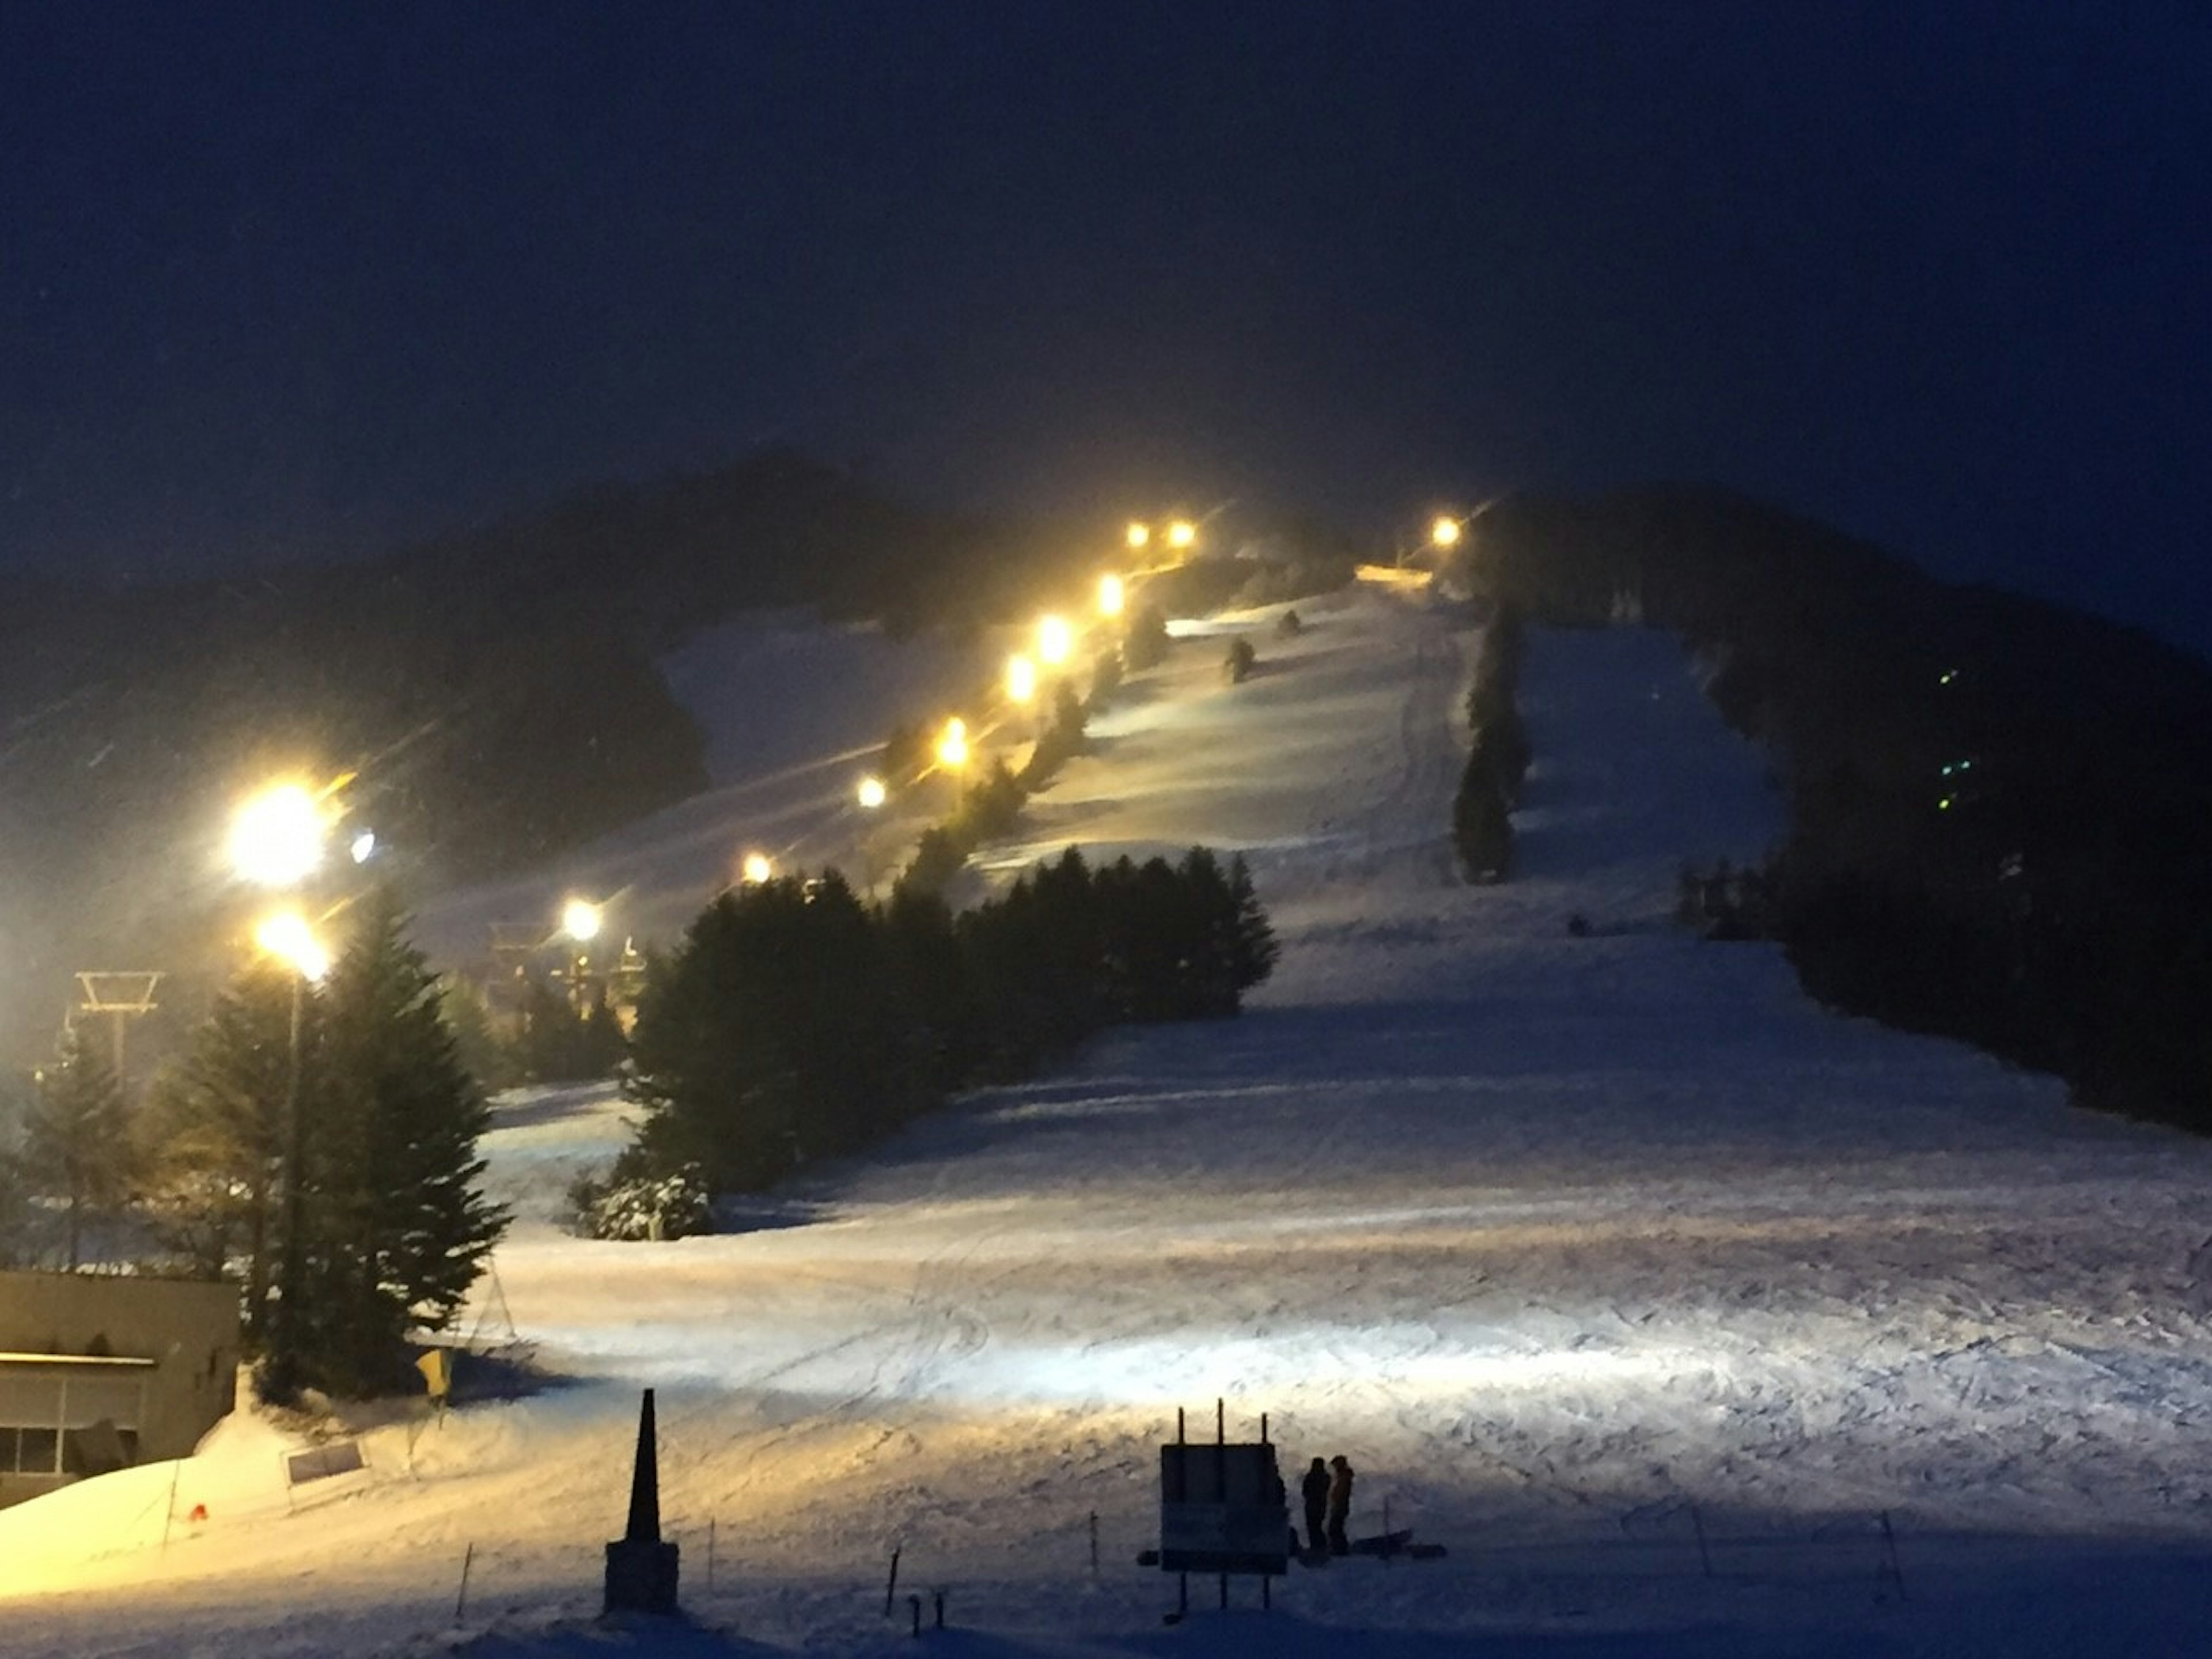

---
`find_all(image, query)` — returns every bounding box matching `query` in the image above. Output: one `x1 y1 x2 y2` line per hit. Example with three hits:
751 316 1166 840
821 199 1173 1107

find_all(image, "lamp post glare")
741 851 774 885
562 897 603 943
936 717 970 769
1430 514 1464 549
1166 520 1197 550
1126 522 1150 550
857 774 888 809
1006 653 1037 704
228 783 328 887
254 910 331 984
1036 615 1074 666
350 830 377 865
257 902 328 1389
1097 573 1125 619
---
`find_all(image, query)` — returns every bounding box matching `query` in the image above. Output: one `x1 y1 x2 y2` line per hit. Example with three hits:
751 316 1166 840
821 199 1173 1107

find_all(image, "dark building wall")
0 1272 239 1508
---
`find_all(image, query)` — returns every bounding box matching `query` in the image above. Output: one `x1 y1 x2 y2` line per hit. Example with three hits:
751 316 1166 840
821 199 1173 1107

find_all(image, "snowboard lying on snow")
1137 1530 1447 1570
1298 1529 1447 1563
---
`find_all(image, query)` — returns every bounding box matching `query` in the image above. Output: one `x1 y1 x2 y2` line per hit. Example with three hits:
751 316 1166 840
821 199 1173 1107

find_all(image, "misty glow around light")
1005 653 1037 703
1430 514 1463 548
937 717 969 768
741 851 774 884
1036 615 1073 666
857 775 888 809
1097 573 1125 618
227 782 328 887
349 829 377 864
1166 520 1196 550
562 897 603 942
1126 522 1150 549
254 910 330 983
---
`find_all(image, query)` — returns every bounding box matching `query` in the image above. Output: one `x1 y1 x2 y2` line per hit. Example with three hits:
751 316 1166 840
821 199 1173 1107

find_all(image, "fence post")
455 1541 475 1622
707 1517 717 1591
1879 1510 1907 1600
1691 1503 1713 1579
884 1545 901 1615
161 1462 183 1550
1089 1510 1099 1575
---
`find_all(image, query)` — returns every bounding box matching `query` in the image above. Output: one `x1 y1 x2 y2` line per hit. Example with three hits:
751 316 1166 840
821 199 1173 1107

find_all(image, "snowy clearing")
9 586 2212 1656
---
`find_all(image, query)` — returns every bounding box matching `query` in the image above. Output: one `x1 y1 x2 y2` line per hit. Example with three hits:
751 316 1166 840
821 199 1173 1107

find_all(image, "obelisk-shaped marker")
604 1388 680 1615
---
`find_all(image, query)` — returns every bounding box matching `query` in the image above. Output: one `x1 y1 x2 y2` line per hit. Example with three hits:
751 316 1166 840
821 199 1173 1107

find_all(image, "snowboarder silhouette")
1326 1455 1354 1555
1300 1456 1330 1554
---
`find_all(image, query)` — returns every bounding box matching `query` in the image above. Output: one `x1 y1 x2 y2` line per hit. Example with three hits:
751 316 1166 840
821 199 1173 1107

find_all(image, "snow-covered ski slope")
11 585 2212 1657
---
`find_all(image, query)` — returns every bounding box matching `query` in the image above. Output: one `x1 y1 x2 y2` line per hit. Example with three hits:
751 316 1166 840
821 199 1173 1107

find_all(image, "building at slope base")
0 1271 238 1509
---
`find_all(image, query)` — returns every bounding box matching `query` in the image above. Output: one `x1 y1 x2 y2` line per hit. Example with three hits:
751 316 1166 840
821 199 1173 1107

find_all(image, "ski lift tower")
73 971 163 1083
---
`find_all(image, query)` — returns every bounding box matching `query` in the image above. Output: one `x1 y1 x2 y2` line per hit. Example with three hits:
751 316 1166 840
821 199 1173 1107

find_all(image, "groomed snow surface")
10 587 2212 1656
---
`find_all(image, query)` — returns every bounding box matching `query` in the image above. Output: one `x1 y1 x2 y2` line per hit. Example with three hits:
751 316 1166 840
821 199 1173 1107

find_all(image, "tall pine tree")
1225 854 1279 993
271 890 505 1399
20 1027 133 1270
138 964 310 1335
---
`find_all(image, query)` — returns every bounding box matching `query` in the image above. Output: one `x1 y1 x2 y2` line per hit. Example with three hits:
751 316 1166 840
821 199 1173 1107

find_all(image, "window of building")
0 1366 146 1476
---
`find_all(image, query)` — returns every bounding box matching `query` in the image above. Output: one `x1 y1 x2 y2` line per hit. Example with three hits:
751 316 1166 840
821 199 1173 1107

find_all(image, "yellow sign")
416 1349 452 1402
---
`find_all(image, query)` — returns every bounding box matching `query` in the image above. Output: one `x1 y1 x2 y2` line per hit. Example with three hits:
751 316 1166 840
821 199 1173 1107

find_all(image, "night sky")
5 3 2208 647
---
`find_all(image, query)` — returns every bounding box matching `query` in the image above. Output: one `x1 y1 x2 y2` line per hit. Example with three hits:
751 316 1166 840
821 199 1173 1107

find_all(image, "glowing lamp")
227 782 328 888
741 851 774 885
254 910 331 983
1430 515 1463 548
857 775 888 809
936 717 970 768
1036 615 1074 666
562 897 603 942
1097 573 1125 618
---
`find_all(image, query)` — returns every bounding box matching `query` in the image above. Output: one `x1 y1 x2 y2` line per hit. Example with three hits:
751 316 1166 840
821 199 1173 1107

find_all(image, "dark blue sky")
5 2 2208 646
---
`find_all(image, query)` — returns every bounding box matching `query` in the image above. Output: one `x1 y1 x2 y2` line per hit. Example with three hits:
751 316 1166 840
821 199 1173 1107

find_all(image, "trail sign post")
1156 1400 1287 1619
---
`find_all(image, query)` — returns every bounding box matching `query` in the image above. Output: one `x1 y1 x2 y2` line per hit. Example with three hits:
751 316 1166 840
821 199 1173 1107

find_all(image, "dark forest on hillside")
0 452 1053 1060
1468 486 2212 1134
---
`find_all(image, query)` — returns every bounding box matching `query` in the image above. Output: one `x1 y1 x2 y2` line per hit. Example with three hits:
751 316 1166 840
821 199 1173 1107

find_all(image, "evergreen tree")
1455 777 1514 882
0 1151 25 1268
139 964 306 1335
274 890 505 1398
0 1083 33 1267
1124 603 1170 671
1088 647 1124 707
578 988 628 1078
628 873 925 1192
441 974 522 1093
1224 854 1279 993
20 1028 133 1270
882 883 980 1087
518 977 583 1081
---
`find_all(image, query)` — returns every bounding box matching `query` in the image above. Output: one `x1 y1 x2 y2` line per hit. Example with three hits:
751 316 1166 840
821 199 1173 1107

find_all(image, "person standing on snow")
1325 1454 1355 1555
1300 1456 1330 1555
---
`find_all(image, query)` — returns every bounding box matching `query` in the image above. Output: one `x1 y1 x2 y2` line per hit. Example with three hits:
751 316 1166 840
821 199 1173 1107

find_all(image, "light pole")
561 896 603 1009
935 716 970 771
253 908 328 1385
855 775 889 893
230 780 333 1385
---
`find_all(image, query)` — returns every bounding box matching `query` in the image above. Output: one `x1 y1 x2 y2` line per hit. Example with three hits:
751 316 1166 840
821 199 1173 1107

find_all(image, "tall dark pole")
275 967 305 1389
